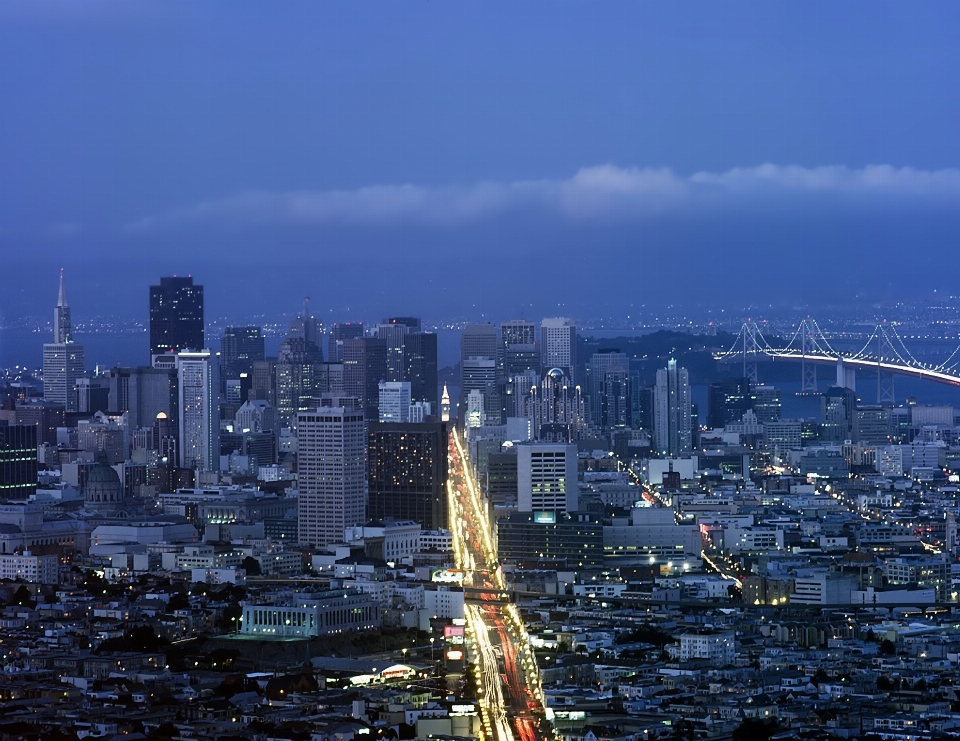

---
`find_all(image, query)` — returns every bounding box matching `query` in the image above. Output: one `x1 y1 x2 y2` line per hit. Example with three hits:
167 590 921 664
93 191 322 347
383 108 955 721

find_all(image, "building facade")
297 407 367 548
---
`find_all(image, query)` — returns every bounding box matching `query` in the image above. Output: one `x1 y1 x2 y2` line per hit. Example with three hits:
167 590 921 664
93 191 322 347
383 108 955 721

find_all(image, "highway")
448 428 553 741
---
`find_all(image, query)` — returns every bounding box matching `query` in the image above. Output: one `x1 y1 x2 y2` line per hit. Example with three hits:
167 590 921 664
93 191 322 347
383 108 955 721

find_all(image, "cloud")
125 164 960 233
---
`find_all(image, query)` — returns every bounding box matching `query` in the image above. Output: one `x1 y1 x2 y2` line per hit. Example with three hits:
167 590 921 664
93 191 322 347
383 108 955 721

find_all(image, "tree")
732 718 777 741
11 584 34 607
877 675 895 691
879 639 896 656
167 592 190 611
241 556 262 576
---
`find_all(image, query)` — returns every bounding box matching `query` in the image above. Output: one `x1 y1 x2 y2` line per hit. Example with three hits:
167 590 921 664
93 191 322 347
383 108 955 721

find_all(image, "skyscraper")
378 381 412 422
516 442 579 515
460 323 498 424
588 349 630 428
540 317 577 383
149 276 204 357
43 271 85 412
0 422 38 500
402 332 439 410
176 350 219 472
342 337 388 421
53 268 72 344
297 406 367 548
375 320 415 382
367 421 448 530
221 326 265 383
330 322 364 362
707 378 752 429
654 359 692 457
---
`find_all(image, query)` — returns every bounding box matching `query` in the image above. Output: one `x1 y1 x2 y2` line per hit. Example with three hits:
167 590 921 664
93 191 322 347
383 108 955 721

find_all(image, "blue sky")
1 1 959 322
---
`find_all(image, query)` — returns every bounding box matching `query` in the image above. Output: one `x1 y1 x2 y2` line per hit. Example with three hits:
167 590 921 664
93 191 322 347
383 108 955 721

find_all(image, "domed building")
83 460 126 514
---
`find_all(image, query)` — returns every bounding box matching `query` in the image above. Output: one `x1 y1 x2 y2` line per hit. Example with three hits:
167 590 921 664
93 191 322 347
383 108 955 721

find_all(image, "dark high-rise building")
367 421 448 530
486 449 518 506
330 322 364 362
750 385 782 424
588 350 630 428
376 321 413 383
275 337 324 426
252 358 277 405
14 401 66 447
821 386 857 443
707 378 752 429
149 276 204 357
498 511 603 568
403 332 438 410
0 422 38 500
501 320 540 380
343 337 389 421
221 327 265 382
105 366 178 432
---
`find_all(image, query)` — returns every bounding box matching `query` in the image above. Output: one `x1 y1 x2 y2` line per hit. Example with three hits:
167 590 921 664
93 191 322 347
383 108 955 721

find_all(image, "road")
448 428 552 741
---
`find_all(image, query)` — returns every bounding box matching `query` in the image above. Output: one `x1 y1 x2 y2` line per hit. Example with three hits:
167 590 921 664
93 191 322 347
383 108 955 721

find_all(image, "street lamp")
430 637 436 664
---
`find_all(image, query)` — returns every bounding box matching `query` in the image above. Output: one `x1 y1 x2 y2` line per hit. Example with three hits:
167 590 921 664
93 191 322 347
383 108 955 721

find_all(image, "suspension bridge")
715 317 960 404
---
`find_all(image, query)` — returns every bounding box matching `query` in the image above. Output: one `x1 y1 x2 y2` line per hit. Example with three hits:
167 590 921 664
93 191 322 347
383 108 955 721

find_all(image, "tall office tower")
76 377 110 414
330 322 364 363
149 276 204 357
501 320 536 347
500 320 540 378
43 271 85 412
105 366 178 432
297 406 367 548
221 327 265 383
53 268 72 343
654 359 692 457
526 368 588 441
461 323 498 365
821 386 857 443
588 350 630 428
0 422 38 500
707 377 752 429
486 448 519 506
14 402 66 447
176 350 219 472
540 317 577 383
367 421 448 530
275 336 324 427
376 319 417 382
516 442 579 515
378 381 412 422
856 405 891 446
460 323 499 423
402 332 438 410
288 298 322 351
251 359 277 405
750 384 782 424
342 337 388 422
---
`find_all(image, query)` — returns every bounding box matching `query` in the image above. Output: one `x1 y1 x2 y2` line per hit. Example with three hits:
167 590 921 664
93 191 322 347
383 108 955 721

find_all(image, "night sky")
2 2 959 323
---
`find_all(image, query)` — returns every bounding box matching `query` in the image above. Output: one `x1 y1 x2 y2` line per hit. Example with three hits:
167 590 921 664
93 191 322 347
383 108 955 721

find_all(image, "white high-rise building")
654 359 692 457
43 270 85 412
177 350 219 472
517 442 579 515
540 317 577 383
297 407 367 548
378 381 412 423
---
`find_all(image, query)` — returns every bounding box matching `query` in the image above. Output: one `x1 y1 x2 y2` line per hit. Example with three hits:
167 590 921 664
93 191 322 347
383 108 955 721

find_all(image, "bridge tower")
877 322 896 406
800 317 819 394
742 320 760 384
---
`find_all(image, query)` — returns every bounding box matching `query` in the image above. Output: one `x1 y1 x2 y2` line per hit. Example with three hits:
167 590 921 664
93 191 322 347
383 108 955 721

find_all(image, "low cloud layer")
126 164 960 233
